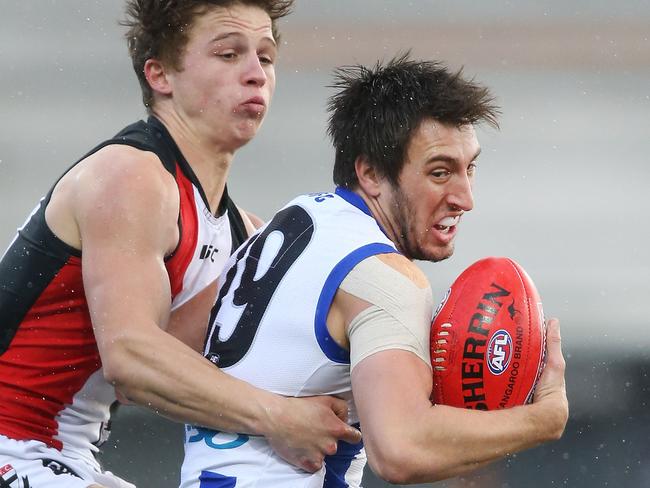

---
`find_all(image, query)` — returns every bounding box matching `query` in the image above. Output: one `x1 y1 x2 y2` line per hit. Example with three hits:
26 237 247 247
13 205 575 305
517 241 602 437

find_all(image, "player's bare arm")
342 256 567 484
48 144 359 472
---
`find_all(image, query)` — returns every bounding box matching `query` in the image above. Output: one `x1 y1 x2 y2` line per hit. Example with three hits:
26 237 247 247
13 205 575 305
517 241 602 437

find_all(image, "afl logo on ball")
487 329 513 375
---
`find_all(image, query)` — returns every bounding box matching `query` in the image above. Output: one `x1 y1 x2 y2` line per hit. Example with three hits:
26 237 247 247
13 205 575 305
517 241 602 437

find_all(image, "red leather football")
430 257 546 410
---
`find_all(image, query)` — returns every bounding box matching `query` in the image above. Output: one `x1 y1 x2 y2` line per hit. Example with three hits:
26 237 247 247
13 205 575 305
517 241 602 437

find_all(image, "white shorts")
0 435 135 488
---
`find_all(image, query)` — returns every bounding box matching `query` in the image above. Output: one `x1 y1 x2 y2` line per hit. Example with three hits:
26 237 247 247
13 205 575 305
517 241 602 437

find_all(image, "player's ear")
355 155 382 197
144 58 173 96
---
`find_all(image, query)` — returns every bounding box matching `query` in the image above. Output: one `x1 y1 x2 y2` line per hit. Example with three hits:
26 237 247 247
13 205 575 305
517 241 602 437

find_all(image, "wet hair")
327 52 500 189
121 0 293 111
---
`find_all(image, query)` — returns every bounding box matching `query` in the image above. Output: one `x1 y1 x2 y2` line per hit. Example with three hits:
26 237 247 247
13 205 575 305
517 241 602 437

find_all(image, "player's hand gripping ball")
430 257 546 410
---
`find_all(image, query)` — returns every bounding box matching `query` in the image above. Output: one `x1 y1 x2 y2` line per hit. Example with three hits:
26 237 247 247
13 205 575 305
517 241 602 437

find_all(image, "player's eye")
431 169 450 179
258 55 273 65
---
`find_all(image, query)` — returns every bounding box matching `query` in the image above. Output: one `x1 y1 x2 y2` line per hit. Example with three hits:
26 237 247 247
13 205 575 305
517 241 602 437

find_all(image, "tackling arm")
70 146 360 472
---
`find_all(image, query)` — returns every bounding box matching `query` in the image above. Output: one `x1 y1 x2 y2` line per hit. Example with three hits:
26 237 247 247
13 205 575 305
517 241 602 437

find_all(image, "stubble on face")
390 183 455 263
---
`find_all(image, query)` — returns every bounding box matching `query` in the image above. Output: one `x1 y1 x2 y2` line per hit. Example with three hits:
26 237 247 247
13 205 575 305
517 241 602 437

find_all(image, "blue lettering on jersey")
308 192 335 203
199 471 237 488
186 426 249 450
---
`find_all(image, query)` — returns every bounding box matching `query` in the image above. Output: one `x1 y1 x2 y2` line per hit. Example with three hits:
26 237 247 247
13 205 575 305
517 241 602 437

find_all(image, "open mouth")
433 215 460 234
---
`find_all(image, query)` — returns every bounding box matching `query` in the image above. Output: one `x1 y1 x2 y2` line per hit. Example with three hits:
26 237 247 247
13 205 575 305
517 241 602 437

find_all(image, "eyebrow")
208 31 277 48
426 147 482 165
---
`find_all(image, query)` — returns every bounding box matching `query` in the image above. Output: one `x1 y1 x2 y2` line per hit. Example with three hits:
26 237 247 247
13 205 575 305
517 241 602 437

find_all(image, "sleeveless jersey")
180 188 399 488
0 116 248 465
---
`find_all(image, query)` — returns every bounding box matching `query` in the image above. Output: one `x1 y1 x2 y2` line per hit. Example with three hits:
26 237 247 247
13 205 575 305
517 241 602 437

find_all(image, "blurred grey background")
1 1 649 487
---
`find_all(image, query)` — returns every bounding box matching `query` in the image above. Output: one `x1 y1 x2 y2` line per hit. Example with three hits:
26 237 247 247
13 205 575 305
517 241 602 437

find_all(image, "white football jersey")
180 188 399 488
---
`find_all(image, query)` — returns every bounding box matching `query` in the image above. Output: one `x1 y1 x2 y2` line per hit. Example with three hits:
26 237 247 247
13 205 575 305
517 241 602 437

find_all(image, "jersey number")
205 206 314 367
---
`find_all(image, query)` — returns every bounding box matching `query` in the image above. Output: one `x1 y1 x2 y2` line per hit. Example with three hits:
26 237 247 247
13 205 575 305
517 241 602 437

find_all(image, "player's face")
167 4 277 150
384 119 480 262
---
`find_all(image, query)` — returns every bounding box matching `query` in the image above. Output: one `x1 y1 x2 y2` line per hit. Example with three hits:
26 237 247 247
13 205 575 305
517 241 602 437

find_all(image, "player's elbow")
101 357 129 390
366 440 429 485
100 336 141 390
102 360 126 389
366 437 456 484
367 448 409 484
373 466 415 485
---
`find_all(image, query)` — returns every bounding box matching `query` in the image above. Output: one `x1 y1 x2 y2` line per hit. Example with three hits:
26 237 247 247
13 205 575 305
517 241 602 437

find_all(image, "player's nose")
243 54 267 86
448 174 474 212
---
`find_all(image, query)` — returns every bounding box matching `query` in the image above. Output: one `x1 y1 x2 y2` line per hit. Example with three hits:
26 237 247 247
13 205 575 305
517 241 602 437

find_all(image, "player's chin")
236 105 267 123
232 121 263 146
414 243 455 263
429 249 454 263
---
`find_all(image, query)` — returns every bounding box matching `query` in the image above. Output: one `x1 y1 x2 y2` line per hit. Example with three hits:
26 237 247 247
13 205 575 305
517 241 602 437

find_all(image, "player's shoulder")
77 144 174 196
87 143 162 172
373 253 430 289
70 143 178 225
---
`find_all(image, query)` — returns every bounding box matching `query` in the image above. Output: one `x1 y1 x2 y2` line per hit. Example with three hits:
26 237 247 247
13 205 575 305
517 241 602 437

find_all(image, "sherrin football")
430 257 546 410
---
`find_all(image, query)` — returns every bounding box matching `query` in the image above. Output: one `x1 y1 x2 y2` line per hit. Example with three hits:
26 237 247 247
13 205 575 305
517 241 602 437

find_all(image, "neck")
153 107 234 214
353 187 408 256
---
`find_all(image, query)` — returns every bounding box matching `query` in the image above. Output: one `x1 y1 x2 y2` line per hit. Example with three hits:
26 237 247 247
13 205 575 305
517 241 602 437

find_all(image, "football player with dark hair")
179 54 568 486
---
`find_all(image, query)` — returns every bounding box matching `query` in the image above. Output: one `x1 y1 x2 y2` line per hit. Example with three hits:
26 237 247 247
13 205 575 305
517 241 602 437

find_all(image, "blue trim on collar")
335 187 372 217
335 187 396 242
